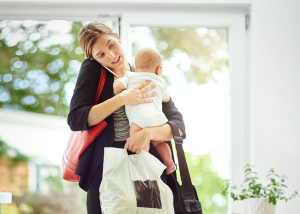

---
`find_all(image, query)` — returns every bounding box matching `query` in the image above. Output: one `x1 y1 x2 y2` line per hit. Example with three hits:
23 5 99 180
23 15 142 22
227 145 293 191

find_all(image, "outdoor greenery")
0 21 227 117
1 150 227 214
0 20 85 117
11 177 86 214
0 138 86 214
132 27 227 85
0 138 30 168
184 151 228 214
221 163 298 205
2 177 86 214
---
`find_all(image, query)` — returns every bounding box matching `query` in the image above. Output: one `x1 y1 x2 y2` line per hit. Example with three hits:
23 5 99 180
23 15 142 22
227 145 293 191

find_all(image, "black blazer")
67 59 186 191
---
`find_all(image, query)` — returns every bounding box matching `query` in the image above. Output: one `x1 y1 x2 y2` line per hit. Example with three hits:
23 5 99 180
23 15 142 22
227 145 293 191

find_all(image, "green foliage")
44 174 65 193
0 138 30 168
12 187 86 214
1 22 228 117
4 172 86 214
0 20 85 116
221 163 298 205
0 203 20 214
149 28 227 85
0 137 85 214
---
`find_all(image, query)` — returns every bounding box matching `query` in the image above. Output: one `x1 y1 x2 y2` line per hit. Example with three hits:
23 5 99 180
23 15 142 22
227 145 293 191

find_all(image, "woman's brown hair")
78 22 116 60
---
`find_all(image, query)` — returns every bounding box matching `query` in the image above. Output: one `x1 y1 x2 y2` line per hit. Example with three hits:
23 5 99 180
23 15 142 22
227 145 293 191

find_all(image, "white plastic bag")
99 147 175 214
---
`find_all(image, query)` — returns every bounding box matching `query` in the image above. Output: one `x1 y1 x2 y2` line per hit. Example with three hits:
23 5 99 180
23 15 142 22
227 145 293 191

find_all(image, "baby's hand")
113 81 125 95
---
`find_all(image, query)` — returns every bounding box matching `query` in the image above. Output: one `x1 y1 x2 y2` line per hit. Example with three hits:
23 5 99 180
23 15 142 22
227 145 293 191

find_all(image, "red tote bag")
61 66 107 182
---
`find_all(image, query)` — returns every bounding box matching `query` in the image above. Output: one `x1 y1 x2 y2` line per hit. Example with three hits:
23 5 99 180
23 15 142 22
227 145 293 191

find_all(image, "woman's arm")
162 96 186 139
87 95 124 127
148 123 183 141
125 123 182 153
67 59 102 131
68 59 157 131
125 97 185 154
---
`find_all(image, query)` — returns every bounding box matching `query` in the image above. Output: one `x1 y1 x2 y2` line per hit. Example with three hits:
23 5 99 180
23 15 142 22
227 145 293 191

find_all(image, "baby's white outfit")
115 71 170 129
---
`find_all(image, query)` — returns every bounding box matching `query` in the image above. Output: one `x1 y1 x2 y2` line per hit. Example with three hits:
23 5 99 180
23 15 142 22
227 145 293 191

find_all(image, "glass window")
131 26 229 214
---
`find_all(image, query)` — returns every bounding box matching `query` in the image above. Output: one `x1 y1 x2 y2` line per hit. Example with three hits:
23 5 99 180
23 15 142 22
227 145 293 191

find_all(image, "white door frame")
121 12 247 214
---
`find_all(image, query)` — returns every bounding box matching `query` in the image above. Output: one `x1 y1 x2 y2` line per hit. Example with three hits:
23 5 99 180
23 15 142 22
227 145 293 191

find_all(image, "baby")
113 47 176 175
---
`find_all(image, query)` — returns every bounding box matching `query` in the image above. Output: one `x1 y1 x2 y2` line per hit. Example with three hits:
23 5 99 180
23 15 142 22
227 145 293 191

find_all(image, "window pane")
131 26 229 214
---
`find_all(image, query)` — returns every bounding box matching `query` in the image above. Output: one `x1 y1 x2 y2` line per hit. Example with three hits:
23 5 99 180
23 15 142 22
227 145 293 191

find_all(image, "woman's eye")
99 53 104 58
110 43 114 48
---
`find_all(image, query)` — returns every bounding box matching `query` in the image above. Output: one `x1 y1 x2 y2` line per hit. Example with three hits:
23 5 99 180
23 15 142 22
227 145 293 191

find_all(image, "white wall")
0 0 299 213
247 1 300 214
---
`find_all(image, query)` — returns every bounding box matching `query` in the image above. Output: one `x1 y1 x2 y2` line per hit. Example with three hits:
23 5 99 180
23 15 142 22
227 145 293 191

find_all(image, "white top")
115 71 170 128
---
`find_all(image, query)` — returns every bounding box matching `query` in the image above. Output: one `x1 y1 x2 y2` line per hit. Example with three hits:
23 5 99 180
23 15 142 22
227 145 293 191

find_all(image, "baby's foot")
165 159 176 175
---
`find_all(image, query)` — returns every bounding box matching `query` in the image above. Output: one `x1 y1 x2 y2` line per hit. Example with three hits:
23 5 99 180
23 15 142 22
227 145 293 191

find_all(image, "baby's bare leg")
130 123 150 152
151 141 176 174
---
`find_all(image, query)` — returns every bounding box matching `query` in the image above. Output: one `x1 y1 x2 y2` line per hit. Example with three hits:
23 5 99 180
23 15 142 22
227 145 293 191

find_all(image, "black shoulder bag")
166 121 203 214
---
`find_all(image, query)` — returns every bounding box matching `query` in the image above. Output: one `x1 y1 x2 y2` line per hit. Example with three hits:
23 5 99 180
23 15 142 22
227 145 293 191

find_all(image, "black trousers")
86 166 103 214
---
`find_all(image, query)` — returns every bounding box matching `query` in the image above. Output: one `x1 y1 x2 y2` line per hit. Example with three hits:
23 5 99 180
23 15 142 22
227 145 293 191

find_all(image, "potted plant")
221 164 298 214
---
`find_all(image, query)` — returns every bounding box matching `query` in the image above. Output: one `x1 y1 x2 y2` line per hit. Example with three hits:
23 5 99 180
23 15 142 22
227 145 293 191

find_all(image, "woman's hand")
117 80 157 106
124 128 152 154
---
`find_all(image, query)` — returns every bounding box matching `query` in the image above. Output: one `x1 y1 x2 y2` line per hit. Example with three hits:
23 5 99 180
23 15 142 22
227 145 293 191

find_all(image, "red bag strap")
94 66 106 105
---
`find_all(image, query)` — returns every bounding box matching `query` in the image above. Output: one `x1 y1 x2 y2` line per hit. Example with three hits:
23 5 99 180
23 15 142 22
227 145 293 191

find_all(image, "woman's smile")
112 56 120 64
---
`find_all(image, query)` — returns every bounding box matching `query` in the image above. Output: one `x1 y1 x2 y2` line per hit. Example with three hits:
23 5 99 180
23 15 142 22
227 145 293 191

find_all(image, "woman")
67 22 186 214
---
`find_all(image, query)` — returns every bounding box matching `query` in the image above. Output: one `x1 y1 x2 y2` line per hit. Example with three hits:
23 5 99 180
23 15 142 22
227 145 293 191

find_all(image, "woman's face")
91 33 126 71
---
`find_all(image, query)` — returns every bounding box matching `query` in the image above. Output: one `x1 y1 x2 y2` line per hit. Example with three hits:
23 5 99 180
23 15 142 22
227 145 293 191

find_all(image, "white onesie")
115 71 170 129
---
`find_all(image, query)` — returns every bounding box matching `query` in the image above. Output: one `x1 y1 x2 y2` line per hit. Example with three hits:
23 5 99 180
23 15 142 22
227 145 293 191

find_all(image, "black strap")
168 121 193 187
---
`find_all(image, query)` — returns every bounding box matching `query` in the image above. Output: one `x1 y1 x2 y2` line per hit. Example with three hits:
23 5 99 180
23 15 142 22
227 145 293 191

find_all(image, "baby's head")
135 48 163 76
